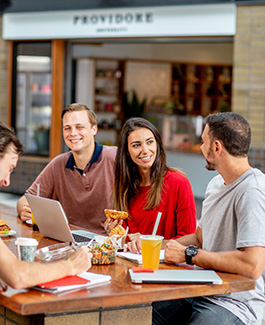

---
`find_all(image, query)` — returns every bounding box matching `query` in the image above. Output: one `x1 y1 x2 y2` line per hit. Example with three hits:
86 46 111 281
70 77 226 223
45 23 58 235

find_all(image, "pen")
87 238 94 247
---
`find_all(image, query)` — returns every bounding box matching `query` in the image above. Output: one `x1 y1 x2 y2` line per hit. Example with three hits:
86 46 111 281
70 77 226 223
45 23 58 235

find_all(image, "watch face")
187 247 195 255
187 246 198 256
185 246 198 265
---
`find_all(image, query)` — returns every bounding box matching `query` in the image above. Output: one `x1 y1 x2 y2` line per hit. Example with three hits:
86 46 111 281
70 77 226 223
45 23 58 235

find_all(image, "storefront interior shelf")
171 63 232 116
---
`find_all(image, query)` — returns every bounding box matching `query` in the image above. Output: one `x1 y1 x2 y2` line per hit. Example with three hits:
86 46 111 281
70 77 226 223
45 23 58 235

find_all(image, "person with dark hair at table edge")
105 117 197 253
0 122 91 291
152 112 265 325
17 103 117 235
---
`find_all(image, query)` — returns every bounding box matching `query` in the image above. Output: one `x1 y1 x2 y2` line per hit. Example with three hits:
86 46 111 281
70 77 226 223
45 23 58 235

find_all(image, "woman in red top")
110 117 196 253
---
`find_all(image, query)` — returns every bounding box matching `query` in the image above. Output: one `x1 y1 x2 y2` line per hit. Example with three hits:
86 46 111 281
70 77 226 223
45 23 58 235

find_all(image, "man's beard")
205 159 216 171
204 146 216 171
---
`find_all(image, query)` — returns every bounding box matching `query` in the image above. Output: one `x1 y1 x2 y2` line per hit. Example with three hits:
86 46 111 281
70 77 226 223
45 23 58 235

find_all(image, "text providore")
73 12 154 25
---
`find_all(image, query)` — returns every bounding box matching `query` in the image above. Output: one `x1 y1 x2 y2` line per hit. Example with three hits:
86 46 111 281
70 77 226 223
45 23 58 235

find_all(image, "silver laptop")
25 193 98 244
129 269 222 284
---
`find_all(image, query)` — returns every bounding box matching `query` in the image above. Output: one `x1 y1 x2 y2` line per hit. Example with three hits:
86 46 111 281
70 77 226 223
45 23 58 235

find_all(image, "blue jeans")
152 297 245 325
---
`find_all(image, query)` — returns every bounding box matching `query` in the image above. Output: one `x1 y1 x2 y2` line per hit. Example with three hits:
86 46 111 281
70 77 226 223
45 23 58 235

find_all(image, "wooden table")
0 203 255 325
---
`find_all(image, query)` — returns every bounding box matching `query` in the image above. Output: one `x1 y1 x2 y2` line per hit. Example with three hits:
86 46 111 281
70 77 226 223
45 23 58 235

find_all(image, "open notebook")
117 250 165 264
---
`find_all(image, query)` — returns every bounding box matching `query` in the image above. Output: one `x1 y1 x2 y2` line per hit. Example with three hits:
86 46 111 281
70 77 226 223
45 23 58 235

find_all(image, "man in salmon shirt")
17 103 117 235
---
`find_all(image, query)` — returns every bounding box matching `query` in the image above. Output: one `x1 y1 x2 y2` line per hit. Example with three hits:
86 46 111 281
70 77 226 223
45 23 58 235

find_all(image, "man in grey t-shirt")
152 112 265 325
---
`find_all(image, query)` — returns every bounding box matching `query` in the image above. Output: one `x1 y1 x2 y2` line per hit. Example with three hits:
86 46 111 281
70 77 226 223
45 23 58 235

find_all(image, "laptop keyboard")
72 233 93 243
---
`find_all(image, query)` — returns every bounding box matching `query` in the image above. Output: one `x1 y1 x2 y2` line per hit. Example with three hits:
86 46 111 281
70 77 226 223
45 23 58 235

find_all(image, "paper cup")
140 235 164 270
15 237 39 262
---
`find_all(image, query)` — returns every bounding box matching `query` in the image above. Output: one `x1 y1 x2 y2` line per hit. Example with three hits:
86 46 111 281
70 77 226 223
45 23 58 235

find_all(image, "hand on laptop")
20 203 32 222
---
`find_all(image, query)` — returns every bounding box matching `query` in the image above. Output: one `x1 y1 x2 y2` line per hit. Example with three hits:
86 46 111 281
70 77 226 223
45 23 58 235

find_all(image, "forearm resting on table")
178 234 201 246
2 259 71 290
163 233 201 249
193 246 265 280
0 242 91 290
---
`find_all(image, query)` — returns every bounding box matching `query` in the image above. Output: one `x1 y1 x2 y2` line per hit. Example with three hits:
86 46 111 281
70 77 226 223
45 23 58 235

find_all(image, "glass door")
13 42 52 156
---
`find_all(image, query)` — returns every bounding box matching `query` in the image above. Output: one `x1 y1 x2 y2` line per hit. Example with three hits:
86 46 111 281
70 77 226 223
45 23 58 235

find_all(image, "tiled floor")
0 192 20 208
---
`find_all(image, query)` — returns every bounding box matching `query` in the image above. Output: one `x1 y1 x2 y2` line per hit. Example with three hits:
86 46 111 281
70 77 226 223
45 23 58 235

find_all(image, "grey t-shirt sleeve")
236 187 265 249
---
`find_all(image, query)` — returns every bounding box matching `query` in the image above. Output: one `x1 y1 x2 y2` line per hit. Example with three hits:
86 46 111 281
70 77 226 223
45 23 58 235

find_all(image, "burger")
0 220 11 234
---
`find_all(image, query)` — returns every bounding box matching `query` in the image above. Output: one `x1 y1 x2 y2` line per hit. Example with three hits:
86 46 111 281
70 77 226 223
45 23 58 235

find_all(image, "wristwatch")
185 245 198 265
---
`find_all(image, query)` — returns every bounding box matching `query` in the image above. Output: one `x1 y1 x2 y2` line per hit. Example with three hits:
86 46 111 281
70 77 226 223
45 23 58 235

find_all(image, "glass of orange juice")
140 235 164 270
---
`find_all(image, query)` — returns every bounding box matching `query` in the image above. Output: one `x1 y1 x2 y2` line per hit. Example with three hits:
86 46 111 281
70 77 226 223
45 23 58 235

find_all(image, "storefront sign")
2 4 236 40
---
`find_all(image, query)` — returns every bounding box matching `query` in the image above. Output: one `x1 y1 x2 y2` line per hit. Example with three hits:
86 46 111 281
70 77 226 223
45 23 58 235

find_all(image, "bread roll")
109 225 126 237
104 209 128 220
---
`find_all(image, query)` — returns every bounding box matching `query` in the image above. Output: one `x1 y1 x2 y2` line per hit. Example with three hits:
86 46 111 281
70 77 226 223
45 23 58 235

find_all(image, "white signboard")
3 4 236 40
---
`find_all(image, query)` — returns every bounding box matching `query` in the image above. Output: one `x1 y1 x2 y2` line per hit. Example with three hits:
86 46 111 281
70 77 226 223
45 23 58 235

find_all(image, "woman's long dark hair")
113 117 175 212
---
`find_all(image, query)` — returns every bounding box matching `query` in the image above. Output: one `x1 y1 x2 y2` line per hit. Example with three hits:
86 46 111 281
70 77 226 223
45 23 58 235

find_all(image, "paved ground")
0 192 20 208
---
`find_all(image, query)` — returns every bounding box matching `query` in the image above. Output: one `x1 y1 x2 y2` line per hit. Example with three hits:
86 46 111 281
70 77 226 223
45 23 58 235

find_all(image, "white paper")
1 287 28 297
33 272 111 293
117 250 165 264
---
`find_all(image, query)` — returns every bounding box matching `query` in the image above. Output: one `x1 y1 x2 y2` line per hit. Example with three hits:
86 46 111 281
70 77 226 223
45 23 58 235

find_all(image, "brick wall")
248 147 265 172
233 5 265 171
0 16 8 124
0 157 49 195
233 5 265 147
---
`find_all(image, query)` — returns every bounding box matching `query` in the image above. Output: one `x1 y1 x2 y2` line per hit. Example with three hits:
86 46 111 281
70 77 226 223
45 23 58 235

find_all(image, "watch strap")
185 252 193 265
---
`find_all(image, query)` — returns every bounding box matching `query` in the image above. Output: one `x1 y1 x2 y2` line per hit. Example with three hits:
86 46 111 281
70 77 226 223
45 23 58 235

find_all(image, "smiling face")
0 143 18 187
63 110 97 155
127 127 157 172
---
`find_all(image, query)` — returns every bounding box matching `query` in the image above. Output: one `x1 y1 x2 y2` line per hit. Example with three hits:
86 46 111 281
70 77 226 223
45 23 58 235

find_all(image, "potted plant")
34 124 50 152
122 90 147 120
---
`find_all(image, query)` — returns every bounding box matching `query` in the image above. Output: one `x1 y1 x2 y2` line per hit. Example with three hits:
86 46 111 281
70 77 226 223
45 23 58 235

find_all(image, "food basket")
35 243 74 262
90 243 116 265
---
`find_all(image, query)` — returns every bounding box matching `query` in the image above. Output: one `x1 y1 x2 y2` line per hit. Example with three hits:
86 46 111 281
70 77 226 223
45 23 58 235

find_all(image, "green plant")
219 102 230 112
34 124 50 132
122 90 147 120
34 124 50 152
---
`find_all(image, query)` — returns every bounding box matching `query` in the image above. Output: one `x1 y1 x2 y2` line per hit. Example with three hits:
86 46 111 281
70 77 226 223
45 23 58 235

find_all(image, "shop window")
12 42 52 156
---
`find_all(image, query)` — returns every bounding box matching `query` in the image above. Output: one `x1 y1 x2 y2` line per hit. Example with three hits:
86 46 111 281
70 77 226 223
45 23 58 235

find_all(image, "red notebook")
38 275 90 289
33 272 111 294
